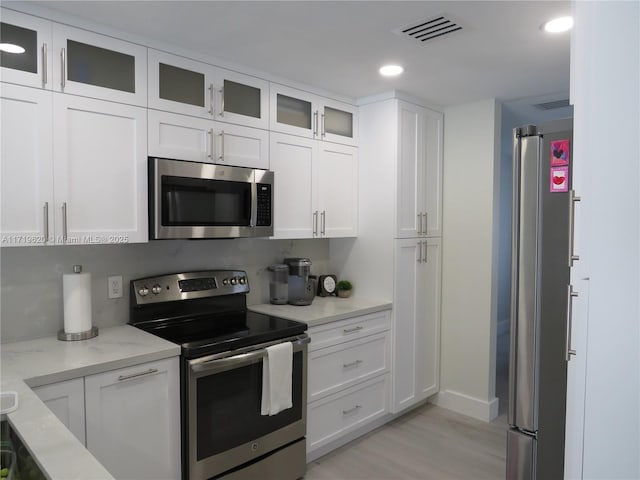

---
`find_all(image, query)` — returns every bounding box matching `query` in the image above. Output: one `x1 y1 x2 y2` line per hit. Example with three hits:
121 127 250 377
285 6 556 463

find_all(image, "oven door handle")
188 335 310 374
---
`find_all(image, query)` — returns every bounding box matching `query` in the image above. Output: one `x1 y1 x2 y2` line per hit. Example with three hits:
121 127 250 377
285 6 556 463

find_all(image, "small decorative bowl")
337 289 352 298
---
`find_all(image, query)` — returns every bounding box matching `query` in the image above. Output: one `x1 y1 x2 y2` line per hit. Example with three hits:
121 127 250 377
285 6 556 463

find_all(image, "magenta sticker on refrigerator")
550 166 569 192
550 139 570 165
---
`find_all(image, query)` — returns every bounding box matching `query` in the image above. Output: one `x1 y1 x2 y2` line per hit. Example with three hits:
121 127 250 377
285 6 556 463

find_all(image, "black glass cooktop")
135 310 306 359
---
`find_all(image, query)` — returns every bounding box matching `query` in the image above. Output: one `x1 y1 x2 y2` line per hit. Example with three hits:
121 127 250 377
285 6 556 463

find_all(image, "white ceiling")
24 0 571 107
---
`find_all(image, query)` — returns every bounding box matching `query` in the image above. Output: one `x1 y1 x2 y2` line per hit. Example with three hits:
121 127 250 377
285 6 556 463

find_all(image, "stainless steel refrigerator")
507 118 575 479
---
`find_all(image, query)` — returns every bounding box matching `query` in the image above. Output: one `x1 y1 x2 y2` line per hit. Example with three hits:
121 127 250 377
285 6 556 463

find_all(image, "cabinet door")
148 109 214 162
53 24 147 106
85 357 181 480
53 94 147 244
0 83 53 246
423 109 443 237
148 49 215 119
215 68 269 129
216 121 269 169
33 378 86 445
320 99 358 146
0 9 52 89
396 101 424 238
270 132 315 238
316 142 358 238
270 83 316 139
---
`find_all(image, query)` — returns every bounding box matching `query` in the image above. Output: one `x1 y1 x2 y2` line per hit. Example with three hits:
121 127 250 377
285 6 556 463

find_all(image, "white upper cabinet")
0 9 53 89
52 24 147 106
148 49 269 129
270 83 358 146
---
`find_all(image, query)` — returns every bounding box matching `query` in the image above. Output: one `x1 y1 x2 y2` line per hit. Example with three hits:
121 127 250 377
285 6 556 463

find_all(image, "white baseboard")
433 389 500 422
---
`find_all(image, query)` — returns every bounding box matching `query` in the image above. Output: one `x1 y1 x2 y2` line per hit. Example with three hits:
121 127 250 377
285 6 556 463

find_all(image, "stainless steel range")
129 270 308 480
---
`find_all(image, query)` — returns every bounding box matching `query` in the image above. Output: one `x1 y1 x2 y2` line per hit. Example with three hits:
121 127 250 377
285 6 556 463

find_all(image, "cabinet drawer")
307 375 387 452
308 333 389 402
309 310 390 351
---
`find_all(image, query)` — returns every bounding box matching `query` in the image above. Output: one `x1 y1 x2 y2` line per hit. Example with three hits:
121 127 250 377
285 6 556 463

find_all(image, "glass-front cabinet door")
0 9 52 89
270 83 317 139
148 49 215 119
215 68 269 130
320 98 358 146
52 24 147 106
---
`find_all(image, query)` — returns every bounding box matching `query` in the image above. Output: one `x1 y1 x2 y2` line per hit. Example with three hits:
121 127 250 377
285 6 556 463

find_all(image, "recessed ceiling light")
379 65 404 77
543 16 573 33
0 43 26 54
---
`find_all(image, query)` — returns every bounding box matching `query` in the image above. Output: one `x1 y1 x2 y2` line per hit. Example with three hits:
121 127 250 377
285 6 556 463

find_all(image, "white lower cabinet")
307 311 390 456
33 357 181 480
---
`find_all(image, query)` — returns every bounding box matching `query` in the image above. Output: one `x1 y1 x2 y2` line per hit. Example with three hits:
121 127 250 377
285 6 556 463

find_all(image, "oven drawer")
308 332 389 402
308 310 391 351
307 375 388 452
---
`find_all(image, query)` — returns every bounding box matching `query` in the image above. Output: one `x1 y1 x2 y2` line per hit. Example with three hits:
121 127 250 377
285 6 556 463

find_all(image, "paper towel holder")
58 264 99 341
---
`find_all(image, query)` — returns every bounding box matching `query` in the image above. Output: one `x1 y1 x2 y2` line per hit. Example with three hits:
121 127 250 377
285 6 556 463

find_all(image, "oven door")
186 335 308 480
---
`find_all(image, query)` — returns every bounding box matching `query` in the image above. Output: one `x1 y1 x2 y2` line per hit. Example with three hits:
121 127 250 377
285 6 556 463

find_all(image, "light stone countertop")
1 325 181 480
248 296 392 327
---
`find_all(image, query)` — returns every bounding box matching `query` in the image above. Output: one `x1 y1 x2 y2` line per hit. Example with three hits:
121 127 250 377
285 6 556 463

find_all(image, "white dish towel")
261 342 293 416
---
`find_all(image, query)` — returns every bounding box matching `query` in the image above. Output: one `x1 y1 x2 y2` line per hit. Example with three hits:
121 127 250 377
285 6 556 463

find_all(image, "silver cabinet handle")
62 202 68 242
343 360 363 368
207 128 214 159
422 240 427 263
343 325 363 334
219 131 225 161
42 43 48 86
313 111 318 136
566 285 579 361
569 190 581 266
43 202 49 242
342 405 362 415
321 210 326 235
417 241 422 263
118 368 158 382
219 87 224 117
208 84 215 116
417 213 422 235
313 211 318 236
321 113 326 138
60 47 66 90
422 213 428 235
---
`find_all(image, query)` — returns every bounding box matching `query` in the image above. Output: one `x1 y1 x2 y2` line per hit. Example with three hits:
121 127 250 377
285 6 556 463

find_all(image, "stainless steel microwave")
149 157 273 239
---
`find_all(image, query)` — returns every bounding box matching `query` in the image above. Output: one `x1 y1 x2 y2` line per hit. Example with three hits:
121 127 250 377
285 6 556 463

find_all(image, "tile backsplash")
1 238 329 343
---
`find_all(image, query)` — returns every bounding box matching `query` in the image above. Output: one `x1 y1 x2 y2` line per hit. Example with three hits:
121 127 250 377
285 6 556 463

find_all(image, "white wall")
566 1 640 478
436 98 502 421
0 239 330 343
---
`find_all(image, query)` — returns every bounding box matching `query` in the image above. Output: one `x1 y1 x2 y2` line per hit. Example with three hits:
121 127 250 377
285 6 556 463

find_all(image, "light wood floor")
305 403 507 480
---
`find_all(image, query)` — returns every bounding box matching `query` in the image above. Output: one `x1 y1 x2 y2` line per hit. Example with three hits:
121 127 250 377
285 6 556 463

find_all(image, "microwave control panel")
256 183 272 226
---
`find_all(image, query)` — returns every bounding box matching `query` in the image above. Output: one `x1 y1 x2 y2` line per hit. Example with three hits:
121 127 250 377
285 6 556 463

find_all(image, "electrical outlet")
108 275 123 299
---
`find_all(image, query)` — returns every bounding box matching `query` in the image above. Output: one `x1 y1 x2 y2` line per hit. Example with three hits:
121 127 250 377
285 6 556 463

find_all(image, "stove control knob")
222 278 229 286
230 277 238 285
151 284 162 295
138 286 149 297
239 276 246 285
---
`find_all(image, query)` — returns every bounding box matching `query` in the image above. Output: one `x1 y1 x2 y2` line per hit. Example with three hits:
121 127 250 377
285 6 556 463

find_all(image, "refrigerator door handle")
566 285 579 360
568 190 581 267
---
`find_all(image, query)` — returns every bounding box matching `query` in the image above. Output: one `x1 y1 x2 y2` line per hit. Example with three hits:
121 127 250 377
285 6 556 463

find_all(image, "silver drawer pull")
118 368 158 382
343 326 363 334
343 360 363 368
342 405 362 415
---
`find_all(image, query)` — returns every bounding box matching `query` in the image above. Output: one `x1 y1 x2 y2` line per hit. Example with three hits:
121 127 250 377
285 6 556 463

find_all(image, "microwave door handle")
250 182 258 227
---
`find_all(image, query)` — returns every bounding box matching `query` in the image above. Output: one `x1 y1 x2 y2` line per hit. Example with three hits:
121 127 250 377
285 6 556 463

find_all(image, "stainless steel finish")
417 213 422 235
313 210 318 236
187 335 308 480
151 284 162 295
343 326 363 334
220 87 224 117
117 368 158 382
422 240 428 263
417 240 422 264
219 131 225 161
566 285 579 361
43 202 49 242
509 132 541 433
313 111 318 136
342 405 362 415
321 113 326 138
60 47 66 90
422 212 428 235
208 84 214 115
568 190 581 266
207 128 214 159
62 202 68 242
343 360 363 368
321 210 326 235
149 157 274 239
507 429 536 480
57 326 99 341
42 43 47 86
249 182 258 228
131 270 249 305
189 334 309 374
215 438 306 480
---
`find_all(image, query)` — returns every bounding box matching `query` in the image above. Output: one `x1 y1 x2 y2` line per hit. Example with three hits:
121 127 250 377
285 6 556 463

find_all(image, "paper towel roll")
63 271 92 334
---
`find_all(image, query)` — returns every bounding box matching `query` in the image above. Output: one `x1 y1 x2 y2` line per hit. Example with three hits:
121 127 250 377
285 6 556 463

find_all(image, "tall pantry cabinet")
331 96 443 414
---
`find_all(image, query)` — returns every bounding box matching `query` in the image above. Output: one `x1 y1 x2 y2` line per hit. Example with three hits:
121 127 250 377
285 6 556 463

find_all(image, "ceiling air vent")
534 99 571 110
394 15 463 44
